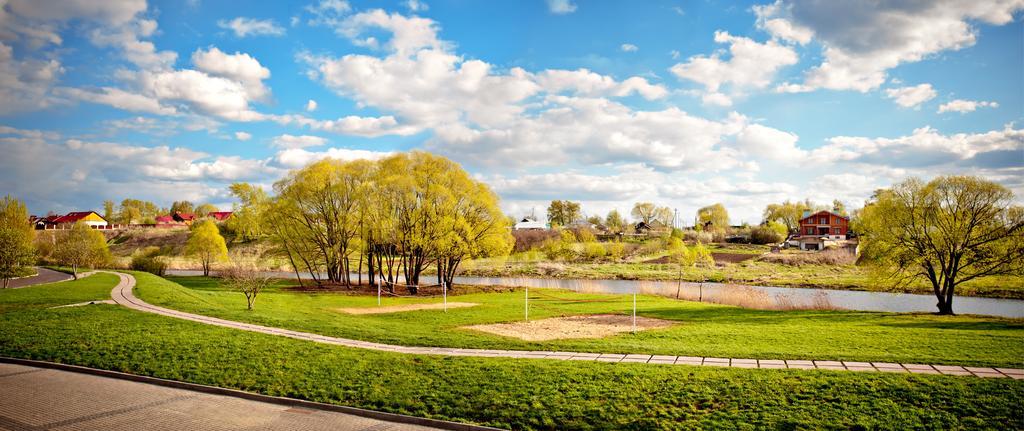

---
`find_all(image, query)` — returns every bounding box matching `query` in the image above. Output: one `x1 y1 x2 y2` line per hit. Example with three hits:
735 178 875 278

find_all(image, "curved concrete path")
5 267 73 288
108 272 1023 379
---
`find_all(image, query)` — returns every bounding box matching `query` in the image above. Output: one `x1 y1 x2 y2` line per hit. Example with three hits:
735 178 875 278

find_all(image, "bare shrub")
759 247 856 266
535 262 567 276
220 264 273 310
682 230 713 243
512 229 559 252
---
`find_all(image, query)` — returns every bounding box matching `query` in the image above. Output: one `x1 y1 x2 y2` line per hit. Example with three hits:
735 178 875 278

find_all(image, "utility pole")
673 208 678 229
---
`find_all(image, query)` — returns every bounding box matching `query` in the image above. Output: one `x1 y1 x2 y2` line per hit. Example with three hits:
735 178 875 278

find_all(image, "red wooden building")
794 210 849 250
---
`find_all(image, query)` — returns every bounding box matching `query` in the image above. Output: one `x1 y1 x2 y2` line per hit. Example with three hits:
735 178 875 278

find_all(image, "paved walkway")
0 362 442 431
5 267 73 288
108 272 1024 379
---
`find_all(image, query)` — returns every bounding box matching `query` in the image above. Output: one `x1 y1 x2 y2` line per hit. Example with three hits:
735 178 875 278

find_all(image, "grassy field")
140 275 1024 367
0 274 1021 430
456 257 1024 299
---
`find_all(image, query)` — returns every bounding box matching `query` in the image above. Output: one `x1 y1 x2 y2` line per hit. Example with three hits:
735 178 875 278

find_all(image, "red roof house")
207 211 233 221
793 210 849 250
173 212 197 224
39 211 108 229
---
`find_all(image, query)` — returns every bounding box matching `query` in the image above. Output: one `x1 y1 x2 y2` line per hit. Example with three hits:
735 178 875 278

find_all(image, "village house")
34 211 108 229
172 212 197 225
513 217 547 230
207 211 233 221
790 210 849 250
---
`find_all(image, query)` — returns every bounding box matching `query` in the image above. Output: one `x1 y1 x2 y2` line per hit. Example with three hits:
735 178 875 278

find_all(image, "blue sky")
1 0 1021 223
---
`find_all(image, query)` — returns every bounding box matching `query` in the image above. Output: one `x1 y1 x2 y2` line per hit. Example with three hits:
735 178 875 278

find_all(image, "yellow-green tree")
226 183 269 241
762 200 812 233
604 209 625 233
0 196 35 288
52 221 110 279
186 219 228 276
858 176 1024 315
673 241 714 300
195 203 219 218
696 203 729 232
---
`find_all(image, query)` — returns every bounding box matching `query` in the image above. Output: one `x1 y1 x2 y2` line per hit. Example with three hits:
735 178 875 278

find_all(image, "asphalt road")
0 363 445 431
4 268 72 289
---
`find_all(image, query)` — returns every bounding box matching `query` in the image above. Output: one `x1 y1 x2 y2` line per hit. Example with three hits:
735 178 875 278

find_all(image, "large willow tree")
858 176 1024 315
268 151 512 293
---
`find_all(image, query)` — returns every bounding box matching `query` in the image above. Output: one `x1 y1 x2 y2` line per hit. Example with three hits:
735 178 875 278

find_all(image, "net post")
626 286 634 333
377 278 381 306
443 281 447 312
525 287 529 322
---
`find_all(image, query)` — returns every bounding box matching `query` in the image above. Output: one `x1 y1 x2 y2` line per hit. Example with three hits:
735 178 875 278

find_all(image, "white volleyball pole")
443 281 447 312
525 287 529 322
377 278 381 306
632 287 637 334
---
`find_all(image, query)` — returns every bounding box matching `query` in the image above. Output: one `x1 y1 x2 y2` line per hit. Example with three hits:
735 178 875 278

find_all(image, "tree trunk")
72 264 78 280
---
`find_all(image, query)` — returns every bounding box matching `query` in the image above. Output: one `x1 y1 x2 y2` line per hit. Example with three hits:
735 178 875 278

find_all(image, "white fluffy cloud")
306 99 318 111
547 0 577 14
670 31 798 105
271 134 328 149
217 17 286 37
0 127 278 212
938 99 999 114
274 147 391 169
766 0 1024 92
812 125 1023 169
620 43 638 52
884 84 937 108
191 47 271 101
234 131 251 141
404 0 428 12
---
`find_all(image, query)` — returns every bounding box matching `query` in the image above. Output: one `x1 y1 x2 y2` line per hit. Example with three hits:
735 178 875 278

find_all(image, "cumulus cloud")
547 0 577 14
812 125 1023 170
620 43 638 52
306 99 318 111
217 17 286 37
0 127 279 212
764 0 1024 92
938 99 999 114
670 31 798 105
404 0 428 12
271 134 328 149
0 43 64 114
273 147 391 169
884 83 937 108
191 47 272 101
234 131 251 141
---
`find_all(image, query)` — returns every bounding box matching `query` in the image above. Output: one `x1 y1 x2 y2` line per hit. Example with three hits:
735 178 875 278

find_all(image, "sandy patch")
464 314 674 341
336 302 479 315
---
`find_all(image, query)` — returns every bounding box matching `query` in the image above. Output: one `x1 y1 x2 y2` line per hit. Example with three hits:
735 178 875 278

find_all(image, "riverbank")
453 259 1024 299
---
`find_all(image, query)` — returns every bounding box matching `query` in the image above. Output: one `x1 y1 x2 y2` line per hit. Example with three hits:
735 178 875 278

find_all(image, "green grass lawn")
457 258 1024 299
142 275 1024 367
0 273 1021 430
0 272 118 312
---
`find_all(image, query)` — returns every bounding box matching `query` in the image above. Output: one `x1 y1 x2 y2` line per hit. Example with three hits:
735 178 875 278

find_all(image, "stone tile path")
108 272 1023 379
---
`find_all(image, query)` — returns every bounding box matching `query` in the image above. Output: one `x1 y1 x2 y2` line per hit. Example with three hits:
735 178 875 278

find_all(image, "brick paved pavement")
0 362 443 431
108 272 1023 379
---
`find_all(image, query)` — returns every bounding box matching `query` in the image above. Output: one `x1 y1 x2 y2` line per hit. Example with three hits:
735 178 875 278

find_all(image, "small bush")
750 225 784 244
583 242 607 260
606 242 626 260
759 247 856 266
574 228 597 243
511 230 559 252
683 230 714 243
130 246 167 276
